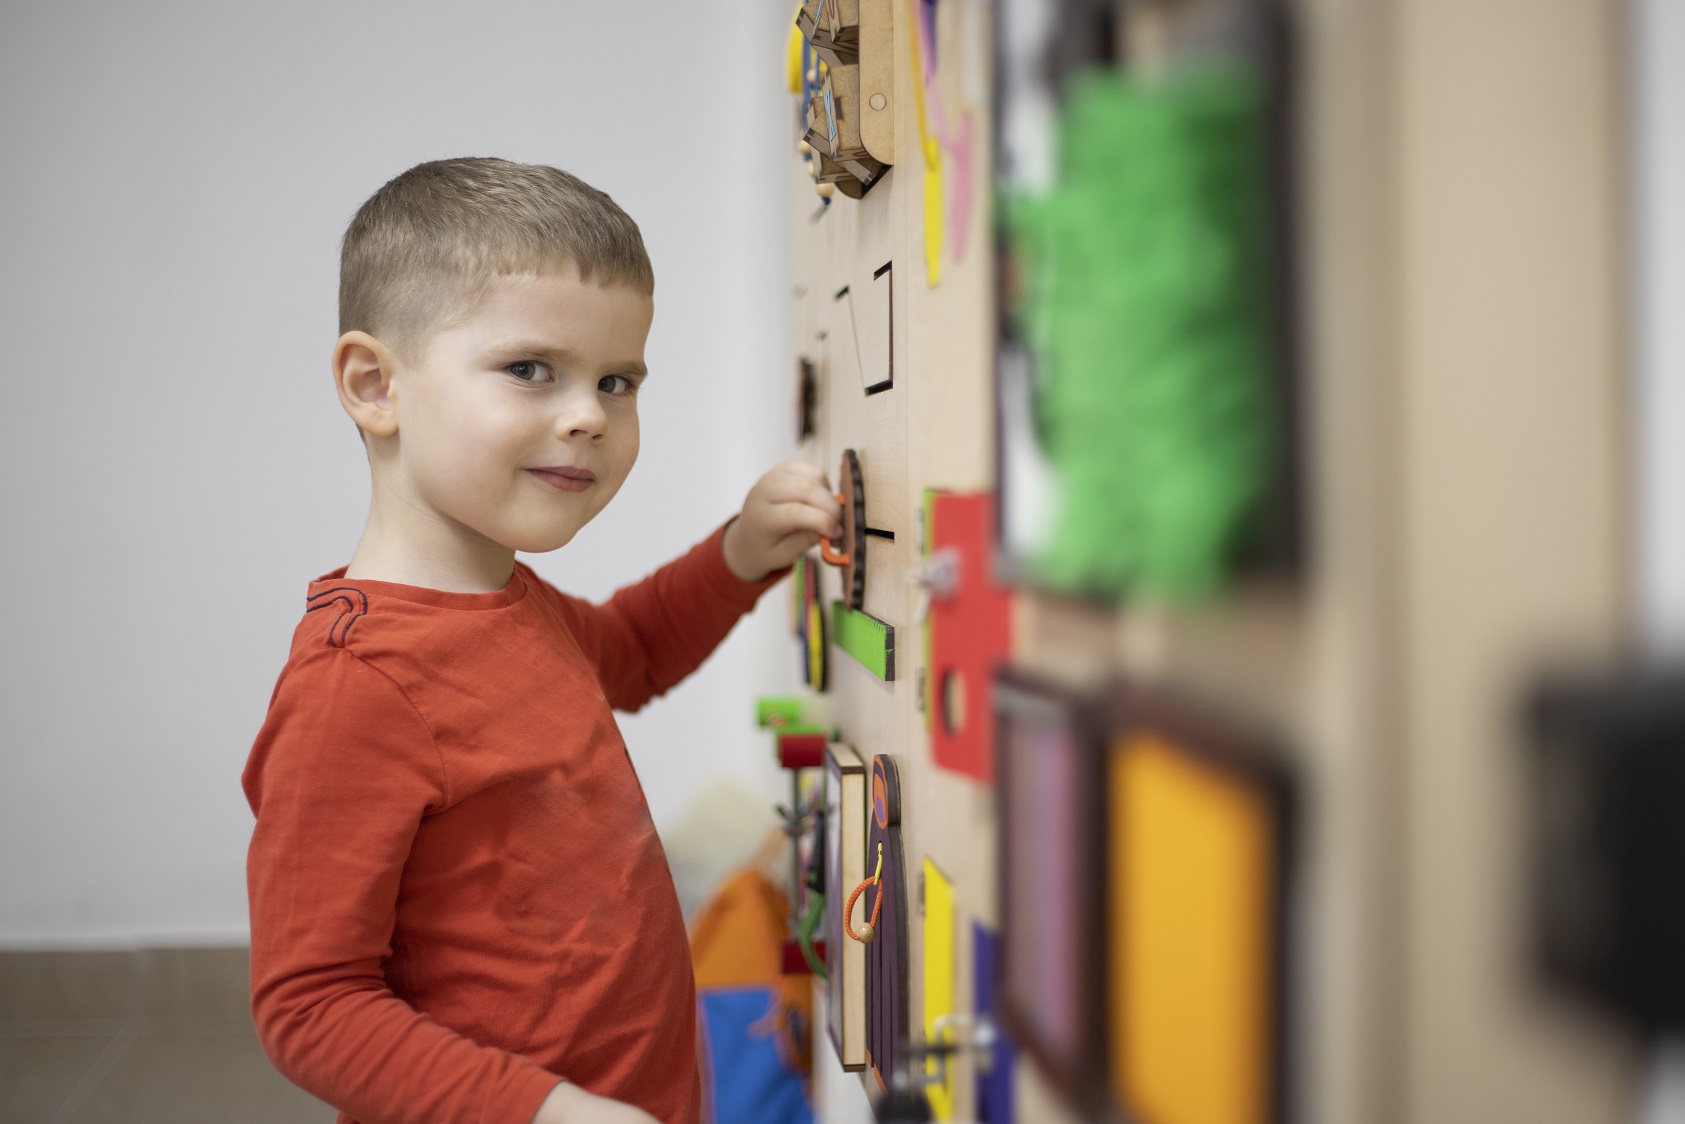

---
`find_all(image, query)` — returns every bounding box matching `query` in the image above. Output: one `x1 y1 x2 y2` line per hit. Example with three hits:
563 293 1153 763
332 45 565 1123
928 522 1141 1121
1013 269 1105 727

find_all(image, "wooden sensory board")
790 0 997 1119
788 2 1635 1124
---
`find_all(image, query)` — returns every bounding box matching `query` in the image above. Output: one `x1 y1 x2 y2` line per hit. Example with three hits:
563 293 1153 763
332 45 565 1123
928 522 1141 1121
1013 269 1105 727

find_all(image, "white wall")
1635 0 1685 653
0 0 798 946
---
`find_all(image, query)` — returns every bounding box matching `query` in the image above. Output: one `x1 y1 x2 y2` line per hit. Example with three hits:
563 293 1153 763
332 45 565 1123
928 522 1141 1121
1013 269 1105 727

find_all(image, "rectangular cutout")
825 742 868 1071
834 261 892 397
832 602 895 680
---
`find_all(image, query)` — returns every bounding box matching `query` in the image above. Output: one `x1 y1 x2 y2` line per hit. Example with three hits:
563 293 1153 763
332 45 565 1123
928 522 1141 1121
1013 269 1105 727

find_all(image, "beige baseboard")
0 948 252 1030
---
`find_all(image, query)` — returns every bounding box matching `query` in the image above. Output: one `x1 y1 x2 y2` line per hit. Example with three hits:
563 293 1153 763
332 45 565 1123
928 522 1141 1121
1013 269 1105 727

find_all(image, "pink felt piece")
909 0 977 263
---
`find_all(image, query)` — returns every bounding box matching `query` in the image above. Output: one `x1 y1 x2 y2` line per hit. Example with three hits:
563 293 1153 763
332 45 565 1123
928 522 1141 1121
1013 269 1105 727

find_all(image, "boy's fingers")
778 460 827 485
772 529 823 558
762 473 839 515
767 502 842 539
761 461 823 492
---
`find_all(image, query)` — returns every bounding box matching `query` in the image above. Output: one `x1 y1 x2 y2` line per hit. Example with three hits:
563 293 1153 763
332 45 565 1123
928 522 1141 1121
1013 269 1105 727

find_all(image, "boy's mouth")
527 466 595 493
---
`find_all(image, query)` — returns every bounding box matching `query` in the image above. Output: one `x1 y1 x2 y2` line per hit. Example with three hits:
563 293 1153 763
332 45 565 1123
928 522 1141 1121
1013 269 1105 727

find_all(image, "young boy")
242 157 840 1124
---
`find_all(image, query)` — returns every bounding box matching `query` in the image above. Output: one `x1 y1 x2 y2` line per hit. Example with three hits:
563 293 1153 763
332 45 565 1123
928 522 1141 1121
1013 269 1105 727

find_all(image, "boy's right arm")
244 649 561 1124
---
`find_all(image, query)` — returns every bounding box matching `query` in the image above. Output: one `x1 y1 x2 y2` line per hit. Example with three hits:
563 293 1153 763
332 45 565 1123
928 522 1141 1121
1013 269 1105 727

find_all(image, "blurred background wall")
0 0 796 947
1635 0 1685 656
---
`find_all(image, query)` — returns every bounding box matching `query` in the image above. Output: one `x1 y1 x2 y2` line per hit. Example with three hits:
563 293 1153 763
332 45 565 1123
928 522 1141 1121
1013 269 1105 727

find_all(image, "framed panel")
994 670 1108 1106
1103 686 1295 1124
992 0 1305 600
825 741 869 1070
995 669 1295 1122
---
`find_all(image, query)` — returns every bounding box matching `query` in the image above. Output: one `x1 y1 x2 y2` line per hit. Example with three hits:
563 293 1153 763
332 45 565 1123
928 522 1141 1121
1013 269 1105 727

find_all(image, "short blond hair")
339 157 654 354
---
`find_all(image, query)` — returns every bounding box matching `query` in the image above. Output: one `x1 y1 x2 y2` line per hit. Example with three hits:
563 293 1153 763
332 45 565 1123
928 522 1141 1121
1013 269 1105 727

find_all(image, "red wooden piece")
781 939 827 975
929 493 1014 781
776 731 829 770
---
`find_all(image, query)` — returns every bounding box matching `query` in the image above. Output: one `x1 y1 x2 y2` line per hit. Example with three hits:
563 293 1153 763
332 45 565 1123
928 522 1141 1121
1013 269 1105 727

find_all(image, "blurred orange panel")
1111 733 1272 1124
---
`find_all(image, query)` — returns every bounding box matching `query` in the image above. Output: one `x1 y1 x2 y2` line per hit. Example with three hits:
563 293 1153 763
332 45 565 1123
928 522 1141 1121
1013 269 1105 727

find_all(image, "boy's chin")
498 520 586 555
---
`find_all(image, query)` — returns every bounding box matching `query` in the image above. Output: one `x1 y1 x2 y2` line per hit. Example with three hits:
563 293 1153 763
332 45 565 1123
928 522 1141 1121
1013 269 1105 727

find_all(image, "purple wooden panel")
865 754 909 1092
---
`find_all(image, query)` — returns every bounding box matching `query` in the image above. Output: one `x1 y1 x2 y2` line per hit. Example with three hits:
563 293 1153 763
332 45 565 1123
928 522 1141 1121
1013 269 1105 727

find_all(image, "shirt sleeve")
549 519 788 713
243 648 561 1124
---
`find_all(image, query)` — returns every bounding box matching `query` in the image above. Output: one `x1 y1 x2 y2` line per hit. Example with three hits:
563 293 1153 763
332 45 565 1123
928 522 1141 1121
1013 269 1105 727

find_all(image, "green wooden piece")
757 697 807 728
832 602 895 681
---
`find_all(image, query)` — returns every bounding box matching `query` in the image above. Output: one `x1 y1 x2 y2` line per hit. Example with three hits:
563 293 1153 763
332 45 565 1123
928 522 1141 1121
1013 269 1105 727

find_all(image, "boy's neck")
343 490 518 594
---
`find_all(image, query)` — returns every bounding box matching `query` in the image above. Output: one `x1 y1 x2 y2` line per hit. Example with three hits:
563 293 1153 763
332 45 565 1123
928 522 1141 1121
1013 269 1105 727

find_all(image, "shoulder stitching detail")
305 586 368 647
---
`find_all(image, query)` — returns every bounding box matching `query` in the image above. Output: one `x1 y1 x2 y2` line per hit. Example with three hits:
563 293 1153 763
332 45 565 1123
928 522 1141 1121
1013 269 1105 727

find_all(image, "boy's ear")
333 331 400 438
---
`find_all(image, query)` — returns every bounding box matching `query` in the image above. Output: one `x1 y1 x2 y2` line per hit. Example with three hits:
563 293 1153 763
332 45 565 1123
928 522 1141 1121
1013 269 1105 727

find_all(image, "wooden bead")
816 182 836 199
856 922 875 943
798 140 813 156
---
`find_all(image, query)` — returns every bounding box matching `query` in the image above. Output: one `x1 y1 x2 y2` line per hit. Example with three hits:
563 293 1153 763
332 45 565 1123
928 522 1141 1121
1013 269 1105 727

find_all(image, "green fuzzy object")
1009 62 1274 602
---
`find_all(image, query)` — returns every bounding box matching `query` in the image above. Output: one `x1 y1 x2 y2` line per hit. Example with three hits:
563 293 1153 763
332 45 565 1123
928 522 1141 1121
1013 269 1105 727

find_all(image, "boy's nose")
556 394 608 440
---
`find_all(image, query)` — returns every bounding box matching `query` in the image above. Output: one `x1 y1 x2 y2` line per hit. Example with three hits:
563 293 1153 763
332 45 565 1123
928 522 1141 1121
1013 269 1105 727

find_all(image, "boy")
242 158 841 1124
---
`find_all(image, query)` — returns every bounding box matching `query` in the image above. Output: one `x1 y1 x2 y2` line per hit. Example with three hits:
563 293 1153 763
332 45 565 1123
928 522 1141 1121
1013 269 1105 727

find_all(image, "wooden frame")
990 0 1306 594
994 670 1110 1109
825 741 869 1070
994 667 1296 1122
1102 682 1296 1124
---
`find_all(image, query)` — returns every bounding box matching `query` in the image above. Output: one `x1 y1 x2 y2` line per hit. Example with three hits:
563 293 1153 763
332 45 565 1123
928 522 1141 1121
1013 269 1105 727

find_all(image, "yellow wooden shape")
923 160 944 287
1111 733 1272 1124
922 856 956 1119
787 6 804 94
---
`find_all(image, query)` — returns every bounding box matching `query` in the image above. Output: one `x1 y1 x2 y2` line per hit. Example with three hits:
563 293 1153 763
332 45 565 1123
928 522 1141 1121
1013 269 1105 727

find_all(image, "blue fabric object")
700 986 814 1124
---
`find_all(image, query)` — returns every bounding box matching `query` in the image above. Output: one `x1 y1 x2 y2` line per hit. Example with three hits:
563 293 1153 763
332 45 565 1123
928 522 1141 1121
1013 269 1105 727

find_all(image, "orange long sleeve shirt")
243 524 782 1124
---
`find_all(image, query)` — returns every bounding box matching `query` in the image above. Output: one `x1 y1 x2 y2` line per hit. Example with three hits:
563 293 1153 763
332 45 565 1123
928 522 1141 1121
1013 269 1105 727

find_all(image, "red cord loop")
844 875 883 942
844 842 887 943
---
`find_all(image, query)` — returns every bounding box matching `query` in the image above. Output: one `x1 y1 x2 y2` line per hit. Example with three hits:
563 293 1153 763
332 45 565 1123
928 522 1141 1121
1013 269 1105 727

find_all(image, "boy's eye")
507 361 551 383
598 374 636 396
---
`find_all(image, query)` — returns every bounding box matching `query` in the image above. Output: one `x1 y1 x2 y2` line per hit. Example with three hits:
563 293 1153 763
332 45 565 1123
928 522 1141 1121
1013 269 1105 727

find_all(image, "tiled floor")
0 948 334 1124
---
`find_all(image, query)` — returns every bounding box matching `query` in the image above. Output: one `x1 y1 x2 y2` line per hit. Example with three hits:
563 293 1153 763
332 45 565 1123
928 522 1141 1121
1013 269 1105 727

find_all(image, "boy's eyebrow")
487 340 649 378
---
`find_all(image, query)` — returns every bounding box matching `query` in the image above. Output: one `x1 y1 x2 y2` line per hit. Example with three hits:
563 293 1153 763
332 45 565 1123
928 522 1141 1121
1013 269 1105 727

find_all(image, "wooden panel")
794 1 1639 1122
1393 1 1637 1122
858 0 896 163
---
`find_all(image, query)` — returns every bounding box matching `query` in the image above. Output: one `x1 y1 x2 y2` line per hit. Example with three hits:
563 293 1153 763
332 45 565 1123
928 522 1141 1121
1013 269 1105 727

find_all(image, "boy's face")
384 269 652 555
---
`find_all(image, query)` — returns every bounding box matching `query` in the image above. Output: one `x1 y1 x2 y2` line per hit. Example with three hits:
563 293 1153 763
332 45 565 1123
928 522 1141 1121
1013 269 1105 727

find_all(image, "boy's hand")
722 462 844 583
530 1082 660 1124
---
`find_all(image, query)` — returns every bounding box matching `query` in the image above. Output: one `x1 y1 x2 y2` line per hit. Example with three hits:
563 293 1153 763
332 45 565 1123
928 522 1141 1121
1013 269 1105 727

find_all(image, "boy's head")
334 157 655 558
339 157 654 354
